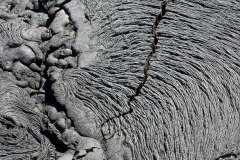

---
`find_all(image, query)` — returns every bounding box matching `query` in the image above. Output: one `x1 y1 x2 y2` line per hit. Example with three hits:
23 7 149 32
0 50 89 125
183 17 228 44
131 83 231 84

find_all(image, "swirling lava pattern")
0 0 239 159
52 0 240 159
0 78 54 159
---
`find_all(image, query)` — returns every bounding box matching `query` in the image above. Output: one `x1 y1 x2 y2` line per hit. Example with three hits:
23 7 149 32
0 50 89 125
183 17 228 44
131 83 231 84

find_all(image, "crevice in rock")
101 1 174 126
100 108 133 129
100 0 174 143
40 35 75 156
34 0 77 155
42 126 69 153
127 0 174 108
54 0 72 13
35 1 49 14
100 129 108 151
216 153 238 160
40 0 77 112
75 147 98 159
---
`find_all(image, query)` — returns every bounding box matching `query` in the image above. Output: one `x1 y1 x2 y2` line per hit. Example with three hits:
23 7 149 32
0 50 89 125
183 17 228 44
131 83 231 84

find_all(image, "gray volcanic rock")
0 0 240 159
0 75 54 159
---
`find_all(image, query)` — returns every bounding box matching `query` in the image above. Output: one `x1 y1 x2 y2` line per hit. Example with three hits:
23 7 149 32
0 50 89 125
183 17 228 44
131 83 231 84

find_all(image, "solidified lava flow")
0 0 239 159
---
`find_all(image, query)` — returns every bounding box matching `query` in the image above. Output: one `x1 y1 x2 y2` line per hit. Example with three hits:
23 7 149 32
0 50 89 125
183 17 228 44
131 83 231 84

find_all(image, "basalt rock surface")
0 0 239 159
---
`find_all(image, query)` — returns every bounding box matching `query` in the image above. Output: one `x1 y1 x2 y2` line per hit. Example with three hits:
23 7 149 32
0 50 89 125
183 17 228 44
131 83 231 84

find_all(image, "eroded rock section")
0 0 240 159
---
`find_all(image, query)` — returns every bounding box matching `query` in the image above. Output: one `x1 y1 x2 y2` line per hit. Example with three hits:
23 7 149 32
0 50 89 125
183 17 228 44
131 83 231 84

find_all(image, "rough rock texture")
0 75 54 159
0 0 239 159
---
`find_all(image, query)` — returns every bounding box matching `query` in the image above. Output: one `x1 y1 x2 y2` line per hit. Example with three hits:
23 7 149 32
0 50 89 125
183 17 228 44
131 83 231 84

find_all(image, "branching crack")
100 0 174 137
127 0 174 107
101 108 132 127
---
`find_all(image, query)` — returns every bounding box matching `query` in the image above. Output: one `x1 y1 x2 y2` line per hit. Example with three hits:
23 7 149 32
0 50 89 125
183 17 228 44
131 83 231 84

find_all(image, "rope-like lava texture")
51 0 240 159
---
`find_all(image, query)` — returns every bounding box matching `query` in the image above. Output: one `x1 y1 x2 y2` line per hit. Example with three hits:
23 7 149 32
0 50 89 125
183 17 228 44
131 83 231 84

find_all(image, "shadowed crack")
216 153 238 160
100 0 175 134
75 147 96 158
128 0 175 107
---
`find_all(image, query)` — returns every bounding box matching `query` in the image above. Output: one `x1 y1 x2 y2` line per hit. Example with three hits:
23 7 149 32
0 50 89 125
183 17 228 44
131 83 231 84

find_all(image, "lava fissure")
128 0 174 107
